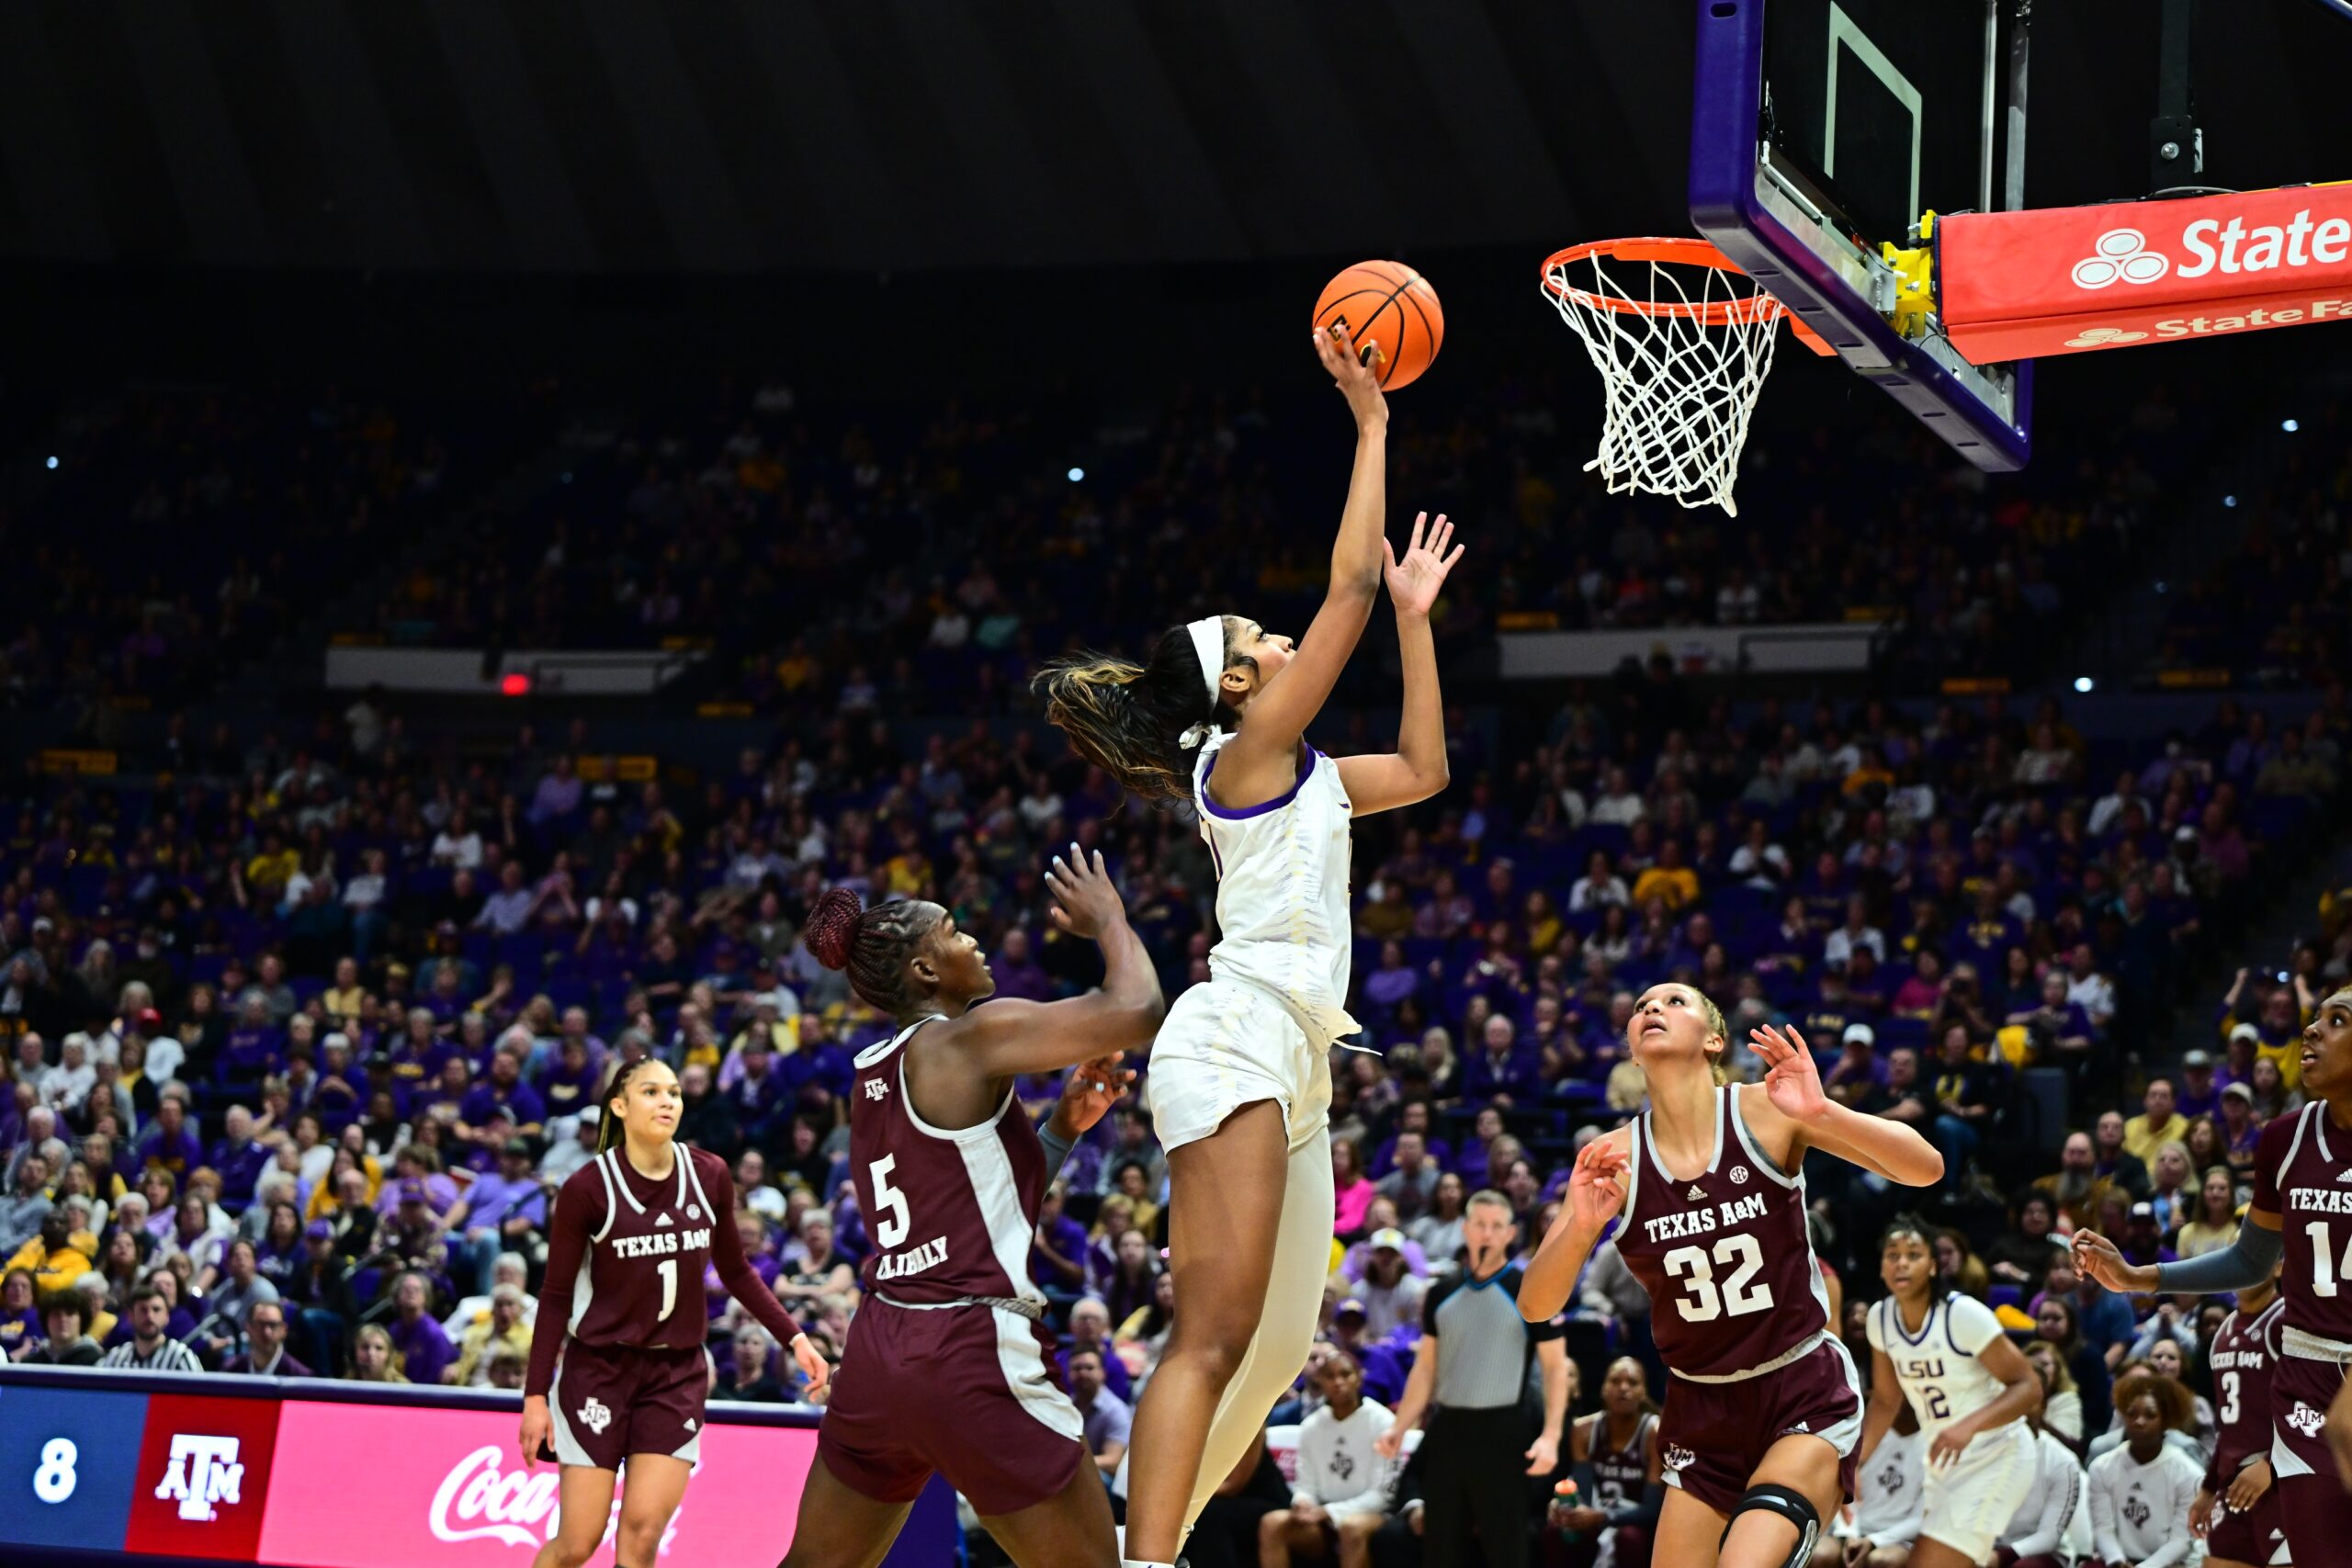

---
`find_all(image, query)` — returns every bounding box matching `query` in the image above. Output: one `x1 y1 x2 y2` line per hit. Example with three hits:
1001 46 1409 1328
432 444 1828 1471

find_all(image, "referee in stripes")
1375 1189 1569 1568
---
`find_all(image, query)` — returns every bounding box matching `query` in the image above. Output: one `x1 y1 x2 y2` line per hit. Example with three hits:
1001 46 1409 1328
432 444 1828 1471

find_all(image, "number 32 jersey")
849 1015 1049 1309
1615 1085 1830 1379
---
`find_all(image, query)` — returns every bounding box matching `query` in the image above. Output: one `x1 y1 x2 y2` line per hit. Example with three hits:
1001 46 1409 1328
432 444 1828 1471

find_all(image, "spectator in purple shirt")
458 1050 546 1142
217 997 285 1086
207 1106 271 1213
385 1269 457 1386
985 926 1055 1002
2173 1048 2222 1120
442 1139 548 1293
124 1099 202 1182
1031 1180 1089 1299
1462 1013 1540 1105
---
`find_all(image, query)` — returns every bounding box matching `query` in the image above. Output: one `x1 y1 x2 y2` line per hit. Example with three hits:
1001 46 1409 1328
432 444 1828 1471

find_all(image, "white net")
1542 242 1787 517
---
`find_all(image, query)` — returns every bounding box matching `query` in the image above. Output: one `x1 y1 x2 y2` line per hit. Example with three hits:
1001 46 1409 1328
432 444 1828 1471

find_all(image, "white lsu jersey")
1192 732 1358 1043
1866 1292 2013 1438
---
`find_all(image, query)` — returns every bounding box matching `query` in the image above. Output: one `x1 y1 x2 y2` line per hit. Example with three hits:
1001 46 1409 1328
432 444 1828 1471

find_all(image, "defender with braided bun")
779 845 1160 1568
518 1055 829 1568
1036 326 1464 1568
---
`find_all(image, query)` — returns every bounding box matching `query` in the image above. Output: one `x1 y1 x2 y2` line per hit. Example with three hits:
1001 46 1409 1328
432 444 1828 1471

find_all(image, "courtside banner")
1940 184 2352 361
260 1402 823 1567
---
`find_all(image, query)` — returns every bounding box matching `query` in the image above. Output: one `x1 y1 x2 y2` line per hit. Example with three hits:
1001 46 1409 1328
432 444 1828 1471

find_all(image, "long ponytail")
1033 620 1238 805
596 1058 655 1156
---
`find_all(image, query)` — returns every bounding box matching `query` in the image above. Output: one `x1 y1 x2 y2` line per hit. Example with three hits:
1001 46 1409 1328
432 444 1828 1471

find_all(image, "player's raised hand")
2070 1228 2157 1295
1383 512 1466 620
1045 843 1125 941
1566 1137 1629 1232
1313 320 1388 428
1751 1023 1830 1123
1052 1054 1136 1137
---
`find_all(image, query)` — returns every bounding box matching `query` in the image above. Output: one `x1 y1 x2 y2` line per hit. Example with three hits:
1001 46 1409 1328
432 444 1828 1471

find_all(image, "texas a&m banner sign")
1939 183 2352 362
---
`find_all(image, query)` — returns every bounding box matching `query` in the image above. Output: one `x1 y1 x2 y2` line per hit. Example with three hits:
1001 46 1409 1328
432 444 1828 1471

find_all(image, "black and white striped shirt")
99 1337 206 1374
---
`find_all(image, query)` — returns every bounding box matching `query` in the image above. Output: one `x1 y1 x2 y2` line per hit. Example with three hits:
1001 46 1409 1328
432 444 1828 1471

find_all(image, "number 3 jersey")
1615 1085 1829 1380
848 1015 1049 1310
526 1141 798 1398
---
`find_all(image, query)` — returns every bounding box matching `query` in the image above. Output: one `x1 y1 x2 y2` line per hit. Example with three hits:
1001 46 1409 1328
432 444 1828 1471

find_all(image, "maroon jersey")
2254 1100 2352 1344
2205 1296 2284 1487
849 1016 1048 1308
1615 1085 1829 1379
526 1143 797 1398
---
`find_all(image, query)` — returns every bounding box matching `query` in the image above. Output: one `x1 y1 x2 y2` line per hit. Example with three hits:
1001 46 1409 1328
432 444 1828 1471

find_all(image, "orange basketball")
1314 261 1443 391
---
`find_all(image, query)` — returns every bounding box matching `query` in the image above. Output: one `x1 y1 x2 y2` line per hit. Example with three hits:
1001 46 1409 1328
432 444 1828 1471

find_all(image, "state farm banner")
1939 184 2352 362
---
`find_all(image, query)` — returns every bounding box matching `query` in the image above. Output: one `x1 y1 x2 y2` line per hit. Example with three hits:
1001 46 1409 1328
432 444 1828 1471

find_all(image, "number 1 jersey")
1614 1084 1830 1380
849 1015 1049 1309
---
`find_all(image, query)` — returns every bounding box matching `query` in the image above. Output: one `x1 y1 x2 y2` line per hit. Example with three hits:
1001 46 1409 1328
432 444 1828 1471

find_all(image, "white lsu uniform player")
1866 1291 2036 1564
1134 727 1353 1529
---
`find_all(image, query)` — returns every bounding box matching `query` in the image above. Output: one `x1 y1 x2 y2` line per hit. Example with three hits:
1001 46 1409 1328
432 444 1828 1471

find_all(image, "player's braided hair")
1032 619 1246 805
805 887 945 1021
596 1057 662 1155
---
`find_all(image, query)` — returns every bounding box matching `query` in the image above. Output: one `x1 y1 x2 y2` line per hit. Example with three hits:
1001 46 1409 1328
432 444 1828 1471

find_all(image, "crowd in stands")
336 366 2207 715
2156 399 2352 686
1 649 2346 1561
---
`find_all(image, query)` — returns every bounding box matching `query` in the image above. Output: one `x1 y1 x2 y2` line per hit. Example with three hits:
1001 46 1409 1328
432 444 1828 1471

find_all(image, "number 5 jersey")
1614 1084 1830 1380
848 1014 1050 1310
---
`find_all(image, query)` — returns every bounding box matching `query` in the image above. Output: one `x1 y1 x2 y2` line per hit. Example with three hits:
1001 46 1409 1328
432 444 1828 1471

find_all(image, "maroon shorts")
1657 1337 1862 1517
816 1298 1084 1517
2204 1482 2285 1563
2274 1351 2352 1549
543 1341 708 1472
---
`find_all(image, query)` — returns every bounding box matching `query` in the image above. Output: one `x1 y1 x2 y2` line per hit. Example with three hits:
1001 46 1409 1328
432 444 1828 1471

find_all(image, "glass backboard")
1690 0 2035 469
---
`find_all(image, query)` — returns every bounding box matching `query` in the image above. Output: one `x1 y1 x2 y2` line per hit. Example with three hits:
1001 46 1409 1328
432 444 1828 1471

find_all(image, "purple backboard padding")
1687 0 2032 470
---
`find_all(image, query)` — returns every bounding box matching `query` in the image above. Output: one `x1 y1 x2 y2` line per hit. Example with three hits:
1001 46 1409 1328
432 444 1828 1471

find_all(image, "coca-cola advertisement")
257 1402 948 1567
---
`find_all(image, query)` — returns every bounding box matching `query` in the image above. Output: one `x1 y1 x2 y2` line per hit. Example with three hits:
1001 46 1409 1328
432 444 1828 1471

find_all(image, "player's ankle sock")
1124 1560 1176 1567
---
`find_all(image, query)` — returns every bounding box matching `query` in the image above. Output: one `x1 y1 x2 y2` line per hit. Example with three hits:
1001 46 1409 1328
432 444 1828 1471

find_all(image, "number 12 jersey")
1615 1085 1831 1380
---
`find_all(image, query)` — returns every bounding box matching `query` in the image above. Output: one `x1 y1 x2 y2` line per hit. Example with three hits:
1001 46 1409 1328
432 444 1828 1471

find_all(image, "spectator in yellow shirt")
2120 1078 2188 1163
1630 840 1700 913
4 1212 94 1296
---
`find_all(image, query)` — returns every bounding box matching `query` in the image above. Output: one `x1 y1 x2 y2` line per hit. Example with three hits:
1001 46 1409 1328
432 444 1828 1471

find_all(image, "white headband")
1182 616 1225 749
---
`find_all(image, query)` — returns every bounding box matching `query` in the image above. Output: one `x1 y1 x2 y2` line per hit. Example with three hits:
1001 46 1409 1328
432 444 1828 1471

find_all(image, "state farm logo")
431 1445 688 1553
2065 327 2151 349
153 1434 243 1522
2074 229 2169 290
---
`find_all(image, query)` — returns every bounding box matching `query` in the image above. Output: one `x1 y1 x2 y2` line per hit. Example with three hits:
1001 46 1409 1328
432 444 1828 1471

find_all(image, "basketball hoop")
1541 237 1796 517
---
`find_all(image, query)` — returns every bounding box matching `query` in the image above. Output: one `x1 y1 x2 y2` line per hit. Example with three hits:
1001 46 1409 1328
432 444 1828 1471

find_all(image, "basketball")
1313 260 1443 390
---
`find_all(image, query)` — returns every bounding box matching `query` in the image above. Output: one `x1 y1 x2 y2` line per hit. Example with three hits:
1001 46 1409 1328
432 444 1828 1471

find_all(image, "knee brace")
1718 1483 1819 1568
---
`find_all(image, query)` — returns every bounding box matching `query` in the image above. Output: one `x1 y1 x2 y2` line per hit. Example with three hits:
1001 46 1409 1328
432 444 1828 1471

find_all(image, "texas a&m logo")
2287 1401 2327 1438
153 1434 243 1522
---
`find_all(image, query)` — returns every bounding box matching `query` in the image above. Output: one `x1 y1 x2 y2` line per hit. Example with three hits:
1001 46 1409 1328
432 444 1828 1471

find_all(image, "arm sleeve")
703 1156 805 1350
1609 1482 1664 1531
525 1173 595 1398
2088 1459 2125 1564
2007 1442 2083 1558
1035 1111 1076 1190
2151 1219 2282 1294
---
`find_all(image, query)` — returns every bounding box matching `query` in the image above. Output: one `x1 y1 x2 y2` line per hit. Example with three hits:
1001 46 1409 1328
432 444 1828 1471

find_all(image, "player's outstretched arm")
1339 512 1464 817
1221 328 1388 777
1519 1134 1628 1322
700 1157 831 1398
949 846 1164 1079
1749 1024 1942 1186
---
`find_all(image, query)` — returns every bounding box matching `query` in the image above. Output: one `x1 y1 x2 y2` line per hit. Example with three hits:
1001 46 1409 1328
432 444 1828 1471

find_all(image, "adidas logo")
1784 1420 1810 1434
684 1418 695 1432
1688 1184 1707 1201
2334 1167 2352 1183
656 1213 674 1228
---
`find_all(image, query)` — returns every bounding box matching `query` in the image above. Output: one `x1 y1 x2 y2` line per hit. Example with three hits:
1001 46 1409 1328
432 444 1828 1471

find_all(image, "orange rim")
1541 236 1787 325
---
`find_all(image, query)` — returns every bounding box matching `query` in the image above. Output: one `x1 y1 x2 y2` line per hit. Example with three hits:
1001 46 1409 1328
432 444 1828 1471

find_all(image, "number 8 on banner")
34 1438 78 1503
0 1384 149 1553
